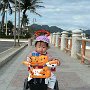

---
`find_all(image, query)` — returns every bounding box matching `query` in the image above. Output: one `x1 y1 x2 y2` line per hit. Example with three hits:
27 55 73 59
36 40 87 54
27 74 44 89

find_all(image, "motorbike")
22 53 59 90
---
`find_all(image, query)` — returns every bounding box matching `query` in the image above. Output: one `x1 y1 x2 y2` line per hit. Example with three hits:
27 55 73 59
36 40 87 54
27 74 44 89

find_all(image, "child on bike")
27 35 60 90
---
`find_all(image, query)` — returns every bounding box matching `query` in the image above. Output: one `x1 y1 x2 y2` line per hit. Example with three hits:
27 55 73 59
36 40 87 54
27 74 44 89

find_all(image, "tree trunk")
1 9 5 33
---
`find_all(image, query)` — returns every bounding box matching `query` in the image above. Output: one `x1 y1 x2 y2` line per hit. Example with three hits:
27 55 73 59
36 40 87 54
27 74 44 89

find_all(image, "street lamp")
5 9 8 36
14 0 16 46
17 0 20 46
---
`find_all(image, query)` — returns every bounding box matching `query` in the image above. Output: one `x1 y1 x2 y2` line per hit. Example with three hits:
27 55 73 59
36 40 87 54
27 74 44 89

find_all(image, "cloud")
1 0 90 30
39 0 90 30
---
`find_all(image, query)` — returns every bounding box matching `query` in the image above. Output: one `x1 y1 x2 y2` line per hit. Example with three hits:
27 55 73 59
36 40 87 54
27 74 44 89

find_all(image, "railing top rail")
65 37 72 40
77 38 90 42
77 38 82 41
82 39 90 42
59 37 61 38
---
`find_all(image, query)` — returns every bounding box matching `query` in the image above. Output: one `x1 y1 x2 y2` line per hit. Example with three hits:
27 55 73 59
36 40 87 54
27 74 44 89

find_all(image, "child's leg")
28 73 32 81
47 87 54 90
47 72 56 90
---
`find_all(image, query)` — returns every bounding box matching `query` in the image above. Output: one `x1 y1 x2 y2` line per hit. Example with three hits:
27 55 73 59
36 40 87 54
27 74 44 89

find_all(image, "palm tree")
20 0 44 17
21 14 29 35
21 14 29 27
17 0 44 36
0 21 1 29
0 21 1 35
0 0 14 32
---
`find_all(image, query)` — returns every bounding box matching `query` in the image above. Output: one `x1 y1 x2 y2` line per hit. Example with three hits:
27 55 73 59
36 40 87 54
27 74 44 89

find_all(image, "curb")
0 43 28 68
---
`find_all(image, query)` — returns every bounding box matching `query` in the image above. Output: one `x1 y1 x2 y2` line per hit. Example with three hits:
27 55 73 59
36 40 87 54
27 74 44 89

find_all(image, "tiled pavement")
0 45 90 90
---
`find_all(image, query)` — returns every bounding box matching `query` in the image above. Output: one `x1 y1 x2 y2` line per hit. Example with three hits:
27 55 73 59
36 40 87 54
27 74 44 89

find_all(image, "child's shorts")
45 72 56 89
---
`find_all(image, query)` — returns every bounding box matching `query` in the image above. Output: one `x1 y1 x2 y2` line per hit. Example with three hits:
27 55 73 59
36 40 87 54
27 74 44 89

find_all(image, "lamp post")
14 0 16 46
17 0 20 46
5 9 7 36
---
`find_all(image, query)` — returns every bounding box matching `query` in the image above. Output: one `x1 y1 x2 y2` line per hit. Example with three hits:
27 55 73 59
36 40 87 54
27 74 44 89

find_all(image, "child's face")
35 42 48 54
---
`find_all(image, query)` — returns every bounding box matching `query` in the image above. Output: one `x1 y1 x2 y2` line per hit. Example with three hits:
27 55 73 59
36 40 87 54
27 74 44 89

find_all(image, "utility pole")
5 9 7 36
14 0 16 46
18 0 20 46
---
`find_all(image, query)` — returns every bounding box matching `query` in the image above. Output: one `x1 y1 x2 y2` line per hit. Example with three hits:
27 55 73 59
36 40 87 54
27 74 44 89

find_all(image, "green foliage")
83 33 90 38
67 30 72 37
20 0 44 16
7 20 14 29
21 14 29 27
0 0 13 31
24 32 31 39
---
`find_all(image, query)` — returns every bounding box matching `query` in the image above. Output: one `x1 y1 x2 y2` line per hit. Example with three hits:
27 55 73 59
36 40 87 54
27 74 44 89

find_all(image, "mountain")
83 30 90 35
49 26 63 33
30 24 63 33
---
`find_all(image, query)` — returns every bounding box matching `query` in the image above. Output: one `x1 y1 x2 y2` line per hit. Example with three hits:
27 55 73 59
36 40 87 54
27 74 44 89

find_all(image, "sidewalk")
51 45 90 90
85 49 90 58
0 44 90 90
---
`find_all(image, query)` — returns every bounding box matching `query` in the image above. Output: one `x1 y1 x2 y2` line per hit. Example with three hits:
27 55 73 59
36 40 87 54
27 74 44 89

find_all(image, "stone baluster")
61 31 68 50
52 33 56 45
55 32 61 47
71 30 82 58
50 33 53 44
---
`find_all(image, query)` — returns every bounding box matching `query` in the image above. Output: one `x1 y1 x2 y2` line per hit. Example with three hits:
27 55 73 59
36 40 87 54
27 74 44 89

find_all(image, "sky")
0 0 90 30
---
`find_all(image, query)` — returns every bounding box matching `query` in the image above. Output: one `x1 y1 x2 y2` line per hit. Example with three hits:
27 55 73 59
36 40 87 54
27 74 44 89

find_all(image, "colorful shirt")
27 51 53 61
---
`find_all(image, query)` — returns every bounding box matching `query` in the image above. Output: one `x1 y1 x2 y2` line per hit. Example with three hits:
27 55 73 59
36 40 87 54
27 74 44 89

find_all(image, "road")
0 41 23 53
0 41 14 53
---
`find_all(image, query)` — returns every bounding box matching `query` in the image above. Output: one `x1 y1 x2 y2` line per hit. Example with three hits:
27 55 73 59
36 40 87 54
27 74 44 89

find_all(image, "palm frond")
31 0 43 3
30 9 42 17
0 3 3 11
32 5 45 8
8 3 12 14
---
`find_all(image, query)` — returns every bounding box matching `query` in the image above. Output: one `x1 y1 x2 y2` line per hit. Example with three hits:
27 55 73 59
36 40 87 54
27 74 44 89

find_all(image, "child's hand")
22 61 31 67
27 57 31 62
52 59 61 66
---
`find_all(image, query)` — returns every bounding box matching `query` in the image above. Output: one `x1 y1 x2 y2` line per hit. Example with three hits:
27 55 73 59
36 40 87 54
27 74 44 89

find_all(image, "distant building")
81 33 86 38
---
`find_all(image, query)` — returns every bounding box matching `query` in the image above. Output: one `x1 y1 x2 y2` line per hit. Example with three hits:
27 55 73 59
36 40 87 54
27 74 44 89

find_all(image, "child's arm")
22 60 31 67
27 51 38 62
26 53 32 71
52 59 61 66
27 53 32 62
47 53 61 66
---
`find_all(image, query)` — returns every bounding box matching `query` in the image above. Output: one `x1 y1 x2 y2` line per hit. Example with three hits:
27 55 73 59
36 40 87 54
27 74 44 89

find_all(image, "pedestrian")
27 35 61 90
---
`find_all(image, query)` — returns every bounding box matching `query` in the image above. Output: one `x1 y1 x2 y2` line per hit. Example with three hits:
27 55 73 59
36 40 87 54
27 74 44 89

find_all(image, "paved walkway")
0 44 90 90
